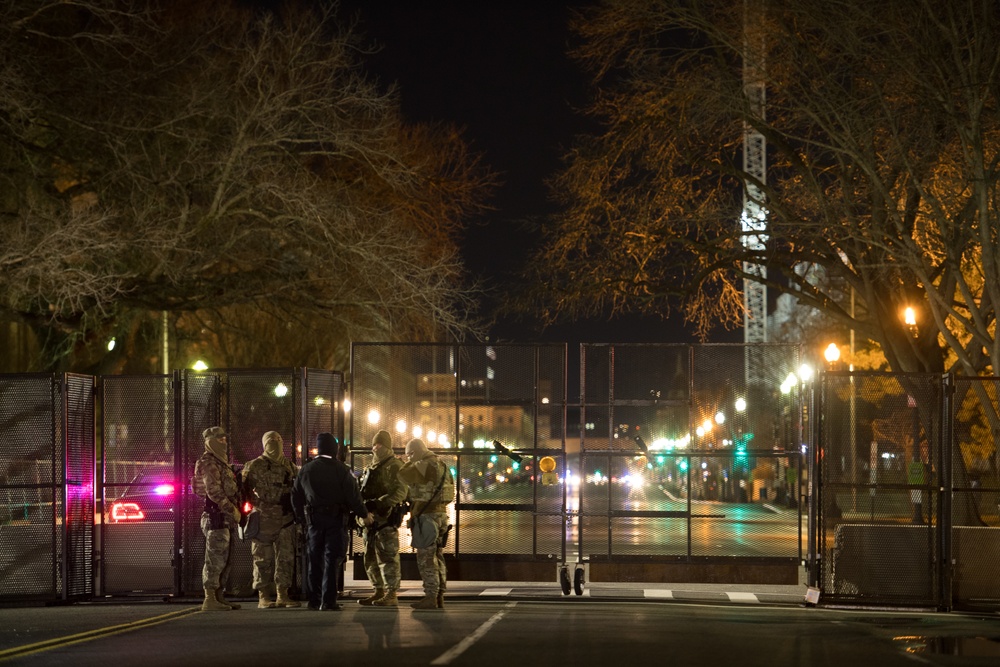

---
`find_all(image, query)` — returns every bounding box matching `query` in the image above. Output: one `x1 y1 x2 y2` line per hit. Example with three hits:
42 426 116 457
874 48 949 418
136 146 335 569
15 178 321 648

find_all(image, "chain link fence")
2 358 999 611
0 374 94 602
578 344 804 583
349 343 567 580
817 372 947 608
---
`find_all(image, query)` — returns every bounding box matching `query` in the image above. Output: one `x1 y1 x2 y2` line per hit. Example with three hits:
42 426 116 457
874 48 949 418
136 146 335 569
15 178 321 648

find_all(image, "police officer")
398 438 454 610
192 426 242 611
358 430 407 607
291 432 372 610
242 431 300 609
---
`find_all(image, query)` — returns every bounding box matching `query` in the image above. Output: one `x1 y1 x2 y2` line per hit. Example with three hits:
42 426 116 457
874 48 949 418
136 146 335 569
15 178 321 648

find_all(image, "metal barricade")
578 344 804 584
349 343 567 582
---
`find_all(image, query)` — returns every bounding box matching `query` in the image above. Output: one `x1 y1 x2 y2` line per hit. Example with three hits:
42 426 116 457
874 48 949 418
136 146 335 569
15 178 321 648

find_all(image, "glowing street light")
273 382 289 398
367 409 381 425
191 360 209 371
797 363 814 384
824 343 841 368
734 397 747 413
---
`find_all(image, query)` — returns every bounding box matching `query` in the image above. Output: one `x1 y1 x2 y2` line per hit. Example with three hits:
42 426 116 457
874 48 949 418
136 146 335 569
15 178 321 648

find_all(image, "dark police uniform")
291 433 368 610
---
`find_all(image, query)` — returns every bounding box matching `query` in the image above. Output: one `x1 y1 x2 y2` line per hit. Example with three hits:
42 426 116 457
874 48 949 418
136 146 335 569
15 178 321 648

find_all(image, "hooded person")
357 429 407 607
291 432 372 611
241 431 300 608
192 426 242 611
398 437 454 610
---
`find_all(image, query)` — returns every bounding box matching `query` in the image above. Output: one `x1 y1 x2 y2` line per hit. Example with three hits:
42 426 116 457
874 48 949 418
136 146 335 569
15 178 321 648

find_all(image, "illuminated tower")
742 0 767 386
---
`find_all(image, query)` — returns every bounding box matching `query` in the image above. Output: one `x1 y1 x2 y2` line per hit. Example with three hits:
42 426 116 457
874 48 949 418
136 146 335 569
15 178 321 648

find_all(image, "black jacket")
291 455 368 522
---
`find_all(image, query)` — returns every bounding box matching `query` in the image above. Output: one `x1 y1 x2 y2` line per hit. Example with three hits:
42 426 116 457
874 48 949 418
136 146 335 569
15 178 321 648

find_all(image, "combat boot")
410 595 439 610
372 590 397 607
258 591 276 609
217 589 241 610
359 588 385 606
275 591 301 608
202 588 231 611
437 591 445 608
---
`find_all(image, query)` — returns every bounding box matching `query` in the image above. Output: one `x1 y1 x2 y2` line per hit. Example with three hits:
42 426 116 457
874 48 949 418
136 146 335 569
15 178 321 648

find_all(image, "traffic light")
734 433 753 467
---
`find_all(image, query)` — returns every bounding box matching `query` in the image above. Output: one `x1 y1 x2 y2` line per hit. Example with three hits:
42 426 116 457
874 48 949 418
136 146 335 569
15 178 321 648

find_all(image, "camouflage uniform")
360 438 407 595
192 430 240 598
398 441 454 608
242 432 298 606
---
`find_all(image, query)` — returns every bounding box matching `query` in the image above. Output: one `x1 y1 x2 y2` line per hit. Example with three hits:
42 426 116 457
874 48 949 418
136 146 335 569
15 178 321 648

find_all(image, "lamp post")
822 343 843 519
903 306 924 524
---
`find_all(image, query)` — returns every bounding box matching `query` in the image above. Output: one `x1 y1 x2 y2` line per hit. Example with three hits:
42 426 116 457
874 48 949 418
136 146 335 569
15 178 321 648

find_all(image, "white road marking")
431 602 518 665
480 588 513 596
726 592 759 603
644 589 674 599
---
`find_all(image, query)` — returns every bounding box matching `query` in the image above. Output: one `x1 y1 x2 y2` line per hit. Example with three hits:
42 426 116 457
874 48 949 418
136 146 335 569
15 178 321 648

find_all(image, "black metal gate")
816 371 947 608
349 343 568 581
94 368 342 598
816 372 1000 611
577 344 804 584
0 373 94 602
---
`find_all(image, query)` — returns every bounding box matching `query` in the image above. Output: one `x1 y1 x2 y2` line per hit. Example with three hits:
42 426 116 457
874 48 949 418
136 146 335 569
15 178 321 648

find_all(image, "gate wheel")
573 567 585 596
559 567 571 595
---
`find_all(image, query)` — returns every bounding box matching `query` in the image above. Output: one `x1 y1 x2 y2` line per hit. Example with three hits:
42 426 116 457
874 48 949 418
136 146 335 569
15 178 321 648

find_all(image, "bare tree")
0 0 493 372
518 0 1000 379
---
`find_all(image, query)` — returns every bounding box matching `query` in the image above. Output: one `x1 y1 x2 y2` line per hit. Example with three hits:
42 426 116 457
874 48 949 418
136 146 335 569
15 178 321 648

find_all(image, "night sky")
339 1 738 346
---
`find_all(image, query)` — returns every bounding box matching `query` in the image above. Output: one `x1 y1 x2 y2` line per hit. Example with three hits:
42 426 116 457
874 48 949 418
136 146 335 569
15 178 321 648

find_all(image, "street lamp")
824 343 841 369
902 306 924 524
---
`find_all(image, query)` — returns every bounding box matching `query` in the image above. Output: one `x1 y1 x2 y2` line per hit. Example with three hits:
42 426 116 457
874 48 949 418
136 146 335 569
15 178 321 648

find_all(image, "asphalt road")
2 596 998 667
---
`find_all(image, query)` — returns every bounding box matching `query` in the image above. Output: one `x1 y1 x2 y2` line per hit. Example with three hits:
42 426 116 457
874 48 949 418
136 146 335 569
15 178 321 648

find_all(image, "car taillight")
111 501 145 522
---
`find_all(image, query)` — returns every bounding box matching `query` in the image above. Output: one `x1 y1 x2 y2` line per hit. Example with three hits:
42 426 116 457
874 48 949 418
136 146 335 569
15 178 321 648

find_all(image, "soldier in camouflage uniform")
192 426 242 611
358 430 408 607
398 438 454 610
242 431 300 609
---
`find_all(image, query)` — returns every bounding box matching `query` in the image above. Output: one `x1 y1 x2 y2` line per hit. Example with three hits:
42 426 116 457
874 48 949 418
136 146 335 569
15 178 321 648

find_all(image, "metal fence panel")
0 374 94 601
819 372 944 607
0 375 59 600
579 344 803 566
350 343 567 571
99 375 176 595
950 377 1000 611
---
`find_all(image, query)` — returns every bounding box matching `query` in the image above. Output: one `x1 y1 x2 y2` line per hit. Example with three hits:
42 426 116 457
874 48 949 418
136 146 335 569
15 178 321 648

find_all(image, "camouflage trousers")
250 507 296 594
200 513 235 589
414 512 449 596
362 522 401 591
